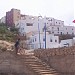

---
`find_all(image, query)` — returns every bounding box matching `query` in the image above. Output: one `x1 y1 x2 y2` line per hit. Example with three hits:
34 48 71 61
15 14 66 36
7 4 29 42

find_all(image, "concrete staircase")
19 50 61 75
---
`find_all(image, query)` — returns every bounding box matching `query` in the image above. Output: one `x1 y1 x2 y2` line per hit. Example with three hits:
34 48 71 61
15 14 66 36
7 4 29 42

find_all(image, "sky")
0 0 74 25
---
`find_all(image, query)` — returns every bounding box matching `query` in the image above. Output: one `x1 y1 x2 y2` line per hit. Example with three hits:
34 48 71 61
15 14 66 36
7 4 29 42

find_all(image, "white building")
47 25 75 35
15 15 66 36
15 15 44 36
28 32 59 49
16 15 75 36
27 32 75 49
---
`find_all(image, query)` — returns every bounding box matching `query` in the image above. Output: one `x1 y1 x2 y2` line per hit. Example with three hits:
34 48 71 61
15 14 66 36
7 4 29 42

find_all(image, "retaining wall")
34 46 75 73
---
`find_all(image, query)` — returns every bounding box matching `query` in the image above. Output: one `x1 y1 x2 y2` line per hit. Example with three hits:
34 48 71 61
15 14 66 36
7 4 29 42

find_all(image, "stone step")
41 73 60 75
34 70 59 75
33 69 57 73
31 66 55 71
33 69 54 72
19 51 60 75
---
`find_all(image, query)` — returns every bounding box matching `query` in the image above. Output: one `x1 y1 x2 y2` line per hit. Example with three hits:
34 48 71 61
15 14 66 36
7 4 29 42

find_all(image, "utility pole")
38 19 41 49
44 23 46 49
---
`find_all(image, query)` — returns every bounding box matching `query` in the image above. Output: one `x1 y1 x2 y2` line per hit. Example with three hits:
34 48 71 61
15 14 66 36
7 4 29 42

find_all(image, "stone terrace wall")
34 46 75 73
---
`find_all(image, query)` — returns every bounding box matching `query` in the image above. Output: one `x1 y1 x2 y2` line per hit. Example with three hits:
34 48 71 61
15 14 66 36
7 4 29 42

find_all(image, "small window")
61 32 62 35
59 23 60 24
56 22 57 23
67 32 68 34
52 31 54 33
33 39 34 42
51 19 52 21
26 23 33 26
50 39 52 42
72 32 74 35
72 29 73 30
57 27 59 31
35 38 36 41
66 28 67 30
55 40 57 42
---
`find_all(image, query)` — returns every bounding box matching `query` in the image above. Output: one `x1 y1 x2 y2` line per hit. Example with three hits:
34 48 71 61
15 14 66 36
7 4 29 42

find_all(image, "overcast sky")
0 0 74 25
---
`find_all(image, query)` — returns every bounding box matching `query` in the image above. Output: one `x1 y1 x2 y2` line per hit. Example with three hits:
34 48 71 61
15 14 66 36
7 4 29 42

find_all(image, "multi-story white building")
47 25 75 35
15 15 75 36
15 15 44 36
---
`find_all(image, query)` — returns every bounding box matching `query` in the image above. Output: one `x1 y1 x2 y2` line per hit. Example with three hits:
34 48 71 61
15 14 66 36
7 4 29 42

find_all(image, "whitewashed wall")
60 39 73 47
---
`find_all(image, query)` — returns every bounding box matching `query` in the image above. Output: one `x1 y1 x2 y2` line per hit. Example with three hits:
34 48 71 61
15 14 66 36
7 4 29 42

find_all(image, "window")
67 32 68 34
35 38 36 41
57 27 59 31
56 22 57 23
55 40 57 42
33 39 34 42
52 31 54 33
66 28 67 30
61 32 62 35
72 32 74 35
50 39 52 42
51 19 52 21
59 23 60 24
26 23 33 26
72 28 73 30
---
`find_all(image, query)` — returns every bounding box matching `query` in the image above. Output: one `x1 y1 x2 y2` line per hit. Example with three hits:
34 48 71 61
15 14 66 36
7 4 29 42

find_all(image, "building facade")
27 32 75 49
15 16 75 36
47 25 75 35
28 32 59 49
6 8 21 27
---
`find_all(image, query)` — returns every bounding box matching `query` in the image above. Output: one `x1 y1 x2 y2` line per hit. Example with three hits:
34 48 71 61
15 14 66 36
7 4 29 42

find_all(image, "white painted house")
27 32 75 49
28 32 59 49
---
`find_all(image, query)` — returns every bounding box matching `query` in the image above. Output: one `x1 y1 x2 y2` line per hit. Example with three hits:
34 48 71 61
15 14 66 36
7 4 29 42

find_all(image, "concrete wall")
34 46 75 73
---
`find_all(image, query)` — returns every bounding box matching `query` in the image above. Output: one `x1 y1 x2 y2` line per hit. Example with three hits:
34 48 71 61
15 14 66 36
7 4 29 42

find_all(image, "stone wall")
34 46 75 73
